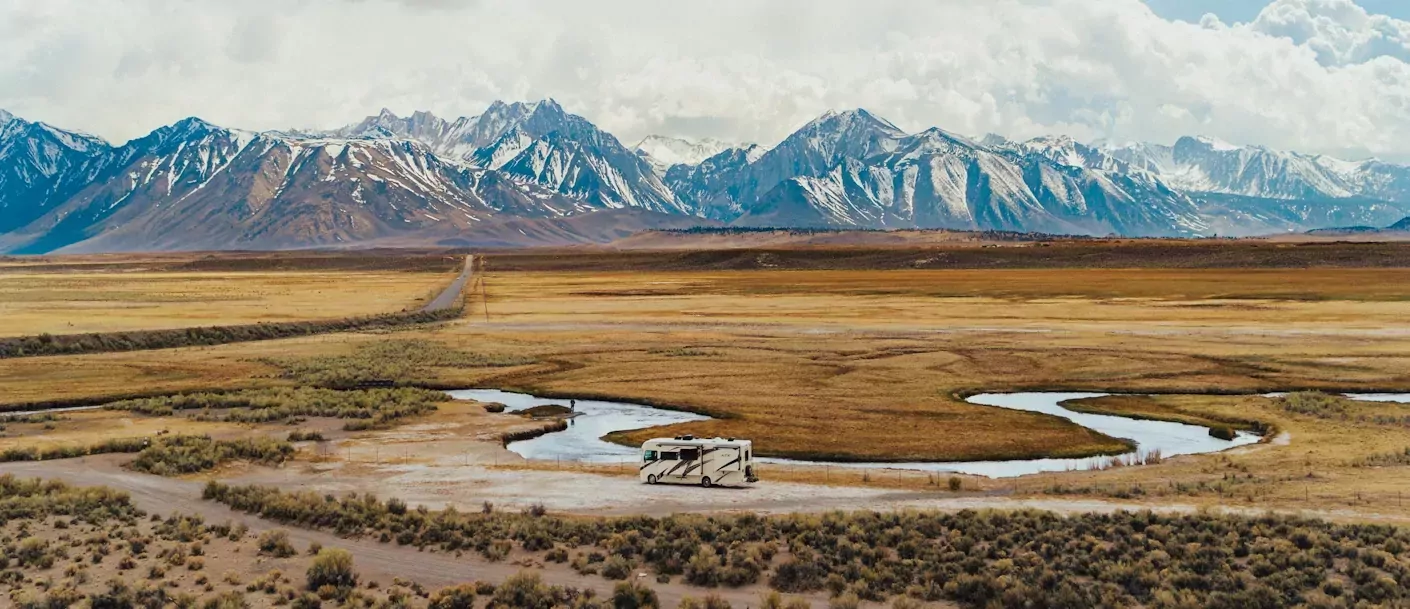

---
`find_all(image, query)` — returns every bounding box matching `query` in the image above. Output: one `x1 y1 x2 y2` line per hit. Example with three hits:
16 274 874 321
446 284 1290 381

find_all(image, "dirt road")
422 255 475 313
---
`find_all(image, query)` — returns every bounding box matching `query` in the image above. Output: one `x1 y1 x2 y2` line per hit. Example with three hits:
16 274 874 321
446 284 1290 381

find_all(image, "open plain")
6 242 1410 607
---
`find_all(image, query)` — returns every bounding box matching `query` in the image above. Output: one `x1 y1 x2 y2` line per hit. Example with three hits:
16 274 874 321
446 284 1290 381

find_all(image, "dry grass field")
0 269 453 337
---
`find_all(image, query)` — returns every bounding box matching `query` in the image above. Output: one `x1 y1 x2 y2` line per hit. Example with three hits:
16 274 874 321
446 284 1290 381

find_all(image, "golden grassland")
6 256 1410 516
0 410 245 452
0 269 453 337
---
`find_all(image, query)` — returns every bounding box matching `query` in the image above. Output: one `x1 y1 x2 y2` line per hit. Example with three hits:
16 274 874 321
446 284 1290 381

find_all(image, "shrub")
483 403 508 413
258 530 297 558
428 584 477 609
829 593 860 609
701 594 732 609
492 572 559 609
892 596 923 609
129 435 294 476
948 476 963 492
306 548 358 591
287 431 326 443
601 555 634 580
202 591 250 609
612 581 660 609
108 387 445 430
1279 392 1349 418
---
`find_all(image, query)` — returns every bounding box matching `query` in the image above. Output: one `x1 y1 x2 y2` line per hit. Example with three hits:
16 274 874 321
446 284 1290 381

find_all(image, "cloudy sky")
3 0 1409 161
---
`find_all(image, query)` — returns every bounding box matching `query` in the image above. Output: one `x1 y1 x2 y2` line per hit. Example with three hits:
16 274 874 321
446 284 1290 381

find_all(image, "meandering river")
445 389 1390 478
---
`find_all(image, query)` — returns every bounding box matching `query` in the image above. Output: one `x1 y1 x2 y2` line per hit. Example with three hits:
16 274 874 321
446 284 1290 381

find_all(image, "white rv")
639 436 757 487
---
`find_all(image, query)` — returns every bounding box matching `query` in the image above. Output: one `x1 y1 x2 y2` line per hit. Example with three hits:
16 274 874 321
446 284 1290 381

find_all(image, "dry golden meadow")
4 247 1410 519
0 269 453 337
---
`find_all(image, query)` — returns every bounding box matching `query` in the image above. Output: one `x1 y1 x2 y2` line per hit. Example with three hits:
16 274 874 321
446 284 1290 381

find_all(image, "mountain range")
3 101 1409 253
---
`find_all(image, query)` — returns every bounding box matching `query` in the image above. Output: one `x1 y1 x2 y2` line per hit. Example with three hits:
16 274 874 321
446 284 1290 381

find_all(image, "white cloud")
1246 0 1410 66
0 0 1408 162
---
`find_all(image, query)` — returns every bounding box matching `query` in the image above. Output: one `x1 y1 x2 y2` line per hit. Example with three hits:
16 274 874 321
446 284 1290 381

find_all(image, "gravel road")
421 255 475 313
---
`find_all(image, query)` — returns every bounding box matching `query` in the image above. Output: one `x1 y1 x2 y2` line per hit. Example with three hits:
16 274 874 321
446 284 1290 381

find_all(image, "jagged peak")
912 126 980 148
172 116 221 130
803 108 903 135
0 109 14 126
527 98 569 121
1179 135 1245 152
980 133 1011 148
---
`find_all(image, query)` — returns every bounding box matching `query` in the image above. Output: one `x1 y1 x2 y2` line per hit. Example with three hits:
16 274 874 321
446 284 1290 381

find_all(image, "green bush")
107 387 444 430
258 530 297 558
128 435 294 476
287 431 326 442
601 555 634 580
428 584 477 609
612 581 659 609
306 548 358 592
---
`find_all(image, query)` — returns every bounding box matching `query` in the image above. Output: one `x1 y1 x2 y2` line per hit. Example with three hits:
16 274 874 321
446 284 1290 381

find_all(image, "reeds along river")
448 389 1334 478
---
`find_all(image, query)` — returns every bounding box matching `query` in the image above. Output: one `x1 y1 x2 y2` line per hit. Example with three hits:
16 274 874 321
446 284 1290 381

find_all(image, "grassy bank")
1059 395 1273 432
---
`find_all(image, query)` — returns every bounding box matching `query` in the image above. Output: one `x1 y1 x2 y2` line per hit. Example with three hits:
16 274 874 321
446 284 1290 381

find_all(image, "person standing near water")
570 399 576 412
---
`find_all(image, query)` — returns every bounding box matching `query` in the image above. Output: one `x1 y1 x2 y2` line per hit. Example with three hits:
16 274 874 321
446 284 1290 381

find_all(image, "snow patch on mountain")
634 135 739 173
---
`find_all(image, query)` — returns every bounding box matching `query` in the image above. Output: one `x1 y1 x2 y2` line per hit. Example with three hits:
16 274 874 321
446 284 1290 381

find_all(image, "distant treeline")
0 305 461 360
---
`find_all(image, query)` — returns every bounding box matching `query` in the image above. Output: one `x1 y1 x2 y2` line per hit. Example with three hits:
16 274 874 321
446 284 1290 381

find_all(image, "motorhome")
639 436 757 487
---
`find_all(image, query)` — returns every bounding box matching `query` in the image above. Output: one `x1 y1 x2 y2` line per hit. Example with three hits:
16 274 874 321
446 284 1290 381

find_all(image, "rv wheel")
647 475 658 485
701 477 713 488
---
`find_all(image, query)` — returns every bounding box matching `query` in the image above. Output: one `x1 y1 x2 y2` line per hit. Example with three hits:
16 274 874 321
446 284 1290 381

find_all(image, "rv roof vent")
682 435 695 441
727 438 735 442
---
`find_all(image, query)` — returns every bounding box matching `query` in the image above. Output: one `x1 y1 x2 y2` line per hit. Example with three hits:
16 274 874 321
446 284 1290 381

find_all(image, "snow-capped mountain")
663 144 766 214
326 102 539 162
0 112 114 235
469 100 686 213
7 101 1410 253
1097 136 1410 205
0 113 592 253
689 109 909 221
634 136 738 174
734 126 1205 236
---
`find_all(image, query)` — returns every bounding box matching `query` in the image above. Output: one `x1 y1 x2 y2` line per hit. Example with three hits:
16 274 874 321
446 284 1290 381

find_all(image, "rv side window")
680 448 701 461
644 450 658 462
661 452 679 461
